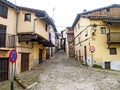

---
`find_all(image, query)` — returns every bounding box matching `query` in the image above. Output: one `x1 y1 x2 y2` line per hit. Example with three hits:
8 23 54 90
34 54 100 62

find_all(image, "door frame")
21 53 29 72
39 49 43 64
105 62 110 69
84 46 87 65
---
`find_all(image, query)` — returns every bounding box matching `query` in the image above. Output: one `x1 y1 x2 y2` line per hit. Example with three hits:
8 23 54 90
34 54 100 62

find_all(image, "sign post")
89 46 95 67
9 49 18 90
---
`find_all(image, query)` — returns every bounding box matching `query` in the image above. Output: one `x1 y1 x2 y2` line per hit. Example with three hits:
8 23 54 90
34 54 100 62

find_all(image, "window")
0 24 6 32
78 37 80 43
85 30 88 36
25 13 31 21
100 27 106 34
0 24 6 47
0 4 8 18
110 48 117 55
75 26 77 32
45 24 48 32
78 23 80 29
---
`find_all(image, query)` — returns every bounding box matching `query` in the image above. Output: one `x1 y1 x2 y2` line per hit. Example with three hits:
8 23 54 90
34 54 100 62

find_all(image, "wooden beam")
18 34 37 42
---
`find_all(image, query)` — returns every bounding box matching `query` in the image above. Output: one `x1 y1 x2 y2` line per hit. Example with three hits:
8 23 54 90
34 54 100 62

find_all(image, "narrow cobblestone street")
31 50 120 90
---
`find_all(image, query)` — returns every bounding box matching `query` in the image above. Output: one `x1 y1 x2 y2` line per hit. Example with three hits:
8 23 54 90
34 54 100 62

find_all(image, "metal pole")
14 0 16 5
91 52 93 67
11 63 14 90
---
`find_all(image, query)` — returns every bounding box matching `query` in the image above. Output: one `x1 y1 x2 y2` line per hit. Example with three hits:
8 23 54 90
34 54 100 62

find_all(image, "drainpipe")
16 9 19 35
12 8 19 90
108 22 111 48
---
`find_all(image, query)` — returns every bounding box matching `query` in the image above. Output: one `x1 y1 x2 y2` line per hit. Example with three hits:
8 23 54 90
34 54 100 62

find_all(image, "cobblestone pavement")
31 50 120 90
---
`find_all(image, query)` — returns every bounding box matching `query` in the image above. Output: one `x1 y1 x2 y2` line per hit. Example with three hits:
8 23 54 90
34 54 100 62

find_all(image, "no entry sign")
9 49 18 63
89 46 95 52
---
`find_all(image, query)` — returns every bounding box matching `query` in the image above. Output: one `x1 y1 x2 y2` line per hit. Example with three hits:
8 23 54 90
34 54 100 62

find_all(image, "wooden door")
39 49 43 63
79 50 81 61
0 58 8 82
21 53 29 72
51 47 53 57
105 62 110 69
84 46 87 65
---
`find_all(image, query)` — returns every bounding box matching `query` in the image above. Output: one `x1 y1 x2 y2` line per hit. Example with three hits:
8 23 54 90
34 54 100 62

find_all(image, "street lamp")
92 23 97 35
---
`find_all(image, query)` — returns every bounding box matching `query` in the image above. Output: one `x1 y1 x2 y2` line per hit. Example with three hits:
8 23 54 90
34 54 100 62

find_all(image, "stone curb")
15 77 39 89
26 82 38 89
90 67 120 74
14 77 26 89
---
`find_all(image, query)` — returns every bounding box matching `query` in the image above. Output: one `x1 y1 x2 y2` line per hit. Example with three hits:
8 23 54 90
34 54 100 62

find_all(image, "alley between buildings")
30 50 120 90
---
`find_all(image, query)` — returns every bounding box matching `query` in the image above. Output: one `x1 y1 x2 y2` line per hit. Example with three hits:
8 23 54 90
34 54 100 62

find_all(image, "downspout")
106 8 111 49
16 9 19 35
33 18 37 33
108 22 111 49
14 8 19 82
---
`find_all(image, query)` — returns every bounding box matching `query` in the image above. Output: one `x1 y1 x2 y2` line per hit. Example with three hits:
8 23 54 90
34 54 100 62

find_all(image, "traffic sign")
90 46 95 52
9 49 18 63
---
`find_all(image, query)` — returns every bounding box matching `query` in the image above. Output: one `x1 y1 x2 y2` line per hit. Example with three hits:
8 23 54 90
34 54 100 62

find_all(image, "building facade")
0 0 17 82
72 4 120 70
61 30 67 51
0 0 57 82
66 27 74 57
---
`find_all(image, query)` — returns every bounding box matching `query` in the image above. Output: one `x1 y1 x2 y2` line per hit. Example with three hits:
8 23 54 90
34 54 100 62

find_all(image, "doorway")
21 53 29 72
39 49 43 63
84 46 87 65
0 58 9 82
105 62 110 69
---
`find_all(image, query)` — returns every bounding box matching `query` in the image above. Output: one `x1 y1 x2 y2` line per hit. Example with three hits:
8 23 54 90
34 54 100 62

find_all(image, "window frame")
84 30 88 37
0 3 8 18
24 13 31 21
78 23 80 29
100 27 106 34
0 24 6 47
78 37 80 43
110 48 117 55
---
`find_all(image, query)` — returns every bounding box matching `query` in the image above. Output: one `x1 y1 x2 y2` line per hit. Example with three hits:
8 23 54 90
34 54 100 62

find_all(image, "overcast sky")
8 0 120 32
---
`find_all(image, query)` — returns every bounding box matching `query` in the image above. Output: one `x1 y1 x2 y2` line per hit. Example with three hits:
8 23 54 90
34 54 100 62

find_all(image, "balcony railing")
107 32 120 44
0 33 16 48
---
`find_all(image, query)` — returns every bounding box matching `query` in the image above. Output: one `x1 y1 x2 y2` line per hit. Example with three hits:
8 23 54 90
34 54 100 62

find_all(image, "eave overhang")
18 6 57 32
0 0 18 9
72 4 120 28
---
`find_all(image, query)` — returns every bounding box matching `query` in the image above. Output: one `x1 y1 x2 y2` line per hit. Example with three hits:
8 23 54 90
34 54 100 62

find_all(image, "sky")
8 0 120 32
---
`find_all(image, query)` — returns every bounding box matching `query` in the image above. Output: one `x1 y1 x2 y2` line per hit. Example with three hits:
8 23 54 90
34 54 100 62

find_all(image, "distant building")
61 30 67 51
66 27 74 57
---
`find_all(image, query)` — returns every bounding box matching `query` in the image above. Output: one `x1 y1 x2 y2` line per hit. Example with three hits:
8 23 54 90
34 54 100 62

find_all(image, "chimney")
83 9 87 13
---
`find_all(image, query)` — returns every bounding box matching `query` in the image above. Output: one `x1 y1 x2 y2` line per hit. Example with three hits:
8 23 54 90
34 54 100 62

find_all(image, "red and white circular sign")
9 49 18 63
89 46 95 52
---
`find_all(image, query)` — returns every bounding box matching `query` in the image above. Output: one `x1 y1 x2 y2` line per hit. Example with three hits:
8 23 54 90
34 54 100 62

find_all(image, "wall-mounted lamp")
92 23 97 36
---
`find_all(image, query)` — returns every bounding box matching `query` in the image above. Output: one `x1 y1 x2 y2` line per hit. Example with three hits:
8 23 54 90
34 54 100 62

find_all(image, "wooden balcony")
107 32 120 44
18 33 54 47
0 33 16 49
